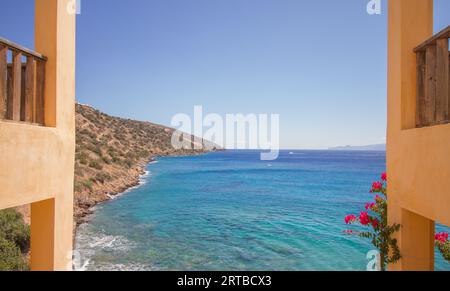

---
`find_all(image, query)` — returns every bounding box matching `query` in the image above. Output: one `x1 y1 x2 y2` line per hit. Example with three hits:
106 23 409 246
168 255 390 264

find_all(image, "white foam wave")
74 227 137 271
107 170 152 200
87 234 134 251
92 263 153 271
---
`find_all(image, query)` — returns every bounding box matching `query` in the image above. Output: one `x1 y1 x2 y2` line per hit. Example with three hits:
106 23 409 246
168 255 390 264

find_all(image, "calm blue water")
75 150 449 271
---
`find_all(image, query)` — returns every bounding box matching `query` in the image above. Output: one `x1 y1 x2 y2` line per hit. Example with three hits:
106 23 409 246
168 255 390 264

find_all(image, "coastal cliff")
74 104 215 224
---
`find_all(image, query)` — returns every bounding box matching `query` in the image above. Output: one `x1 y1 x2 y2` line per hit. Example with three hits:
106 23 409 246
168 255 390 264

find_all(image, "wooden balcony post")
416 51 426 127
435 39 449 123
24 57 36 123
11 52 22 121
424 45 437 126
20 64 26 121
0 45 6 119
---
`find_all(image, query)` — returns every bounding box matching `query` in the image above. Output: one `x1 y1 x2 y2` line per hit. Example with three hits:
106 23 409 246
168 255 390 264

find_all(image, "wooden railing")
0 37 46 125
414 26 450 128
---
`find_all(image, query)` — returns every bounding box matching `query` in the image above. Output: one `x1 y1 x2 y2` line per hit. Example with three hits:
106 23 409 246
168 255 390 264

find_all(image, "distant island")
328 144 386 151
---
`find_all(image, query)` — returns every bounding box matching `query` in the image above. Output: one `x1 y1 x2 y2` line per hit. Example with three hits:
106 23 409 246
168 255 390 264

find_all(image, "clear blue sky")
1 0 449 149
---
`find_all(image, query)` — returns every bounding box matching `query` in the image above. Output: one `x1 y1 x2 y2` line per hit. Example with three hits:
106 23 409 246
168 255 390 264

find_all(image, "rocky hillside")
74 104 215 224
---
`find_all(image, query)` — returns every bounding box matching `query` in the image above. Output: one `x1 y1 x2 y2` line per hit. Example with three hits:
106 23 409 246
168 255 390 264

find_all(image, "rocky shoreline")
74 158 150 226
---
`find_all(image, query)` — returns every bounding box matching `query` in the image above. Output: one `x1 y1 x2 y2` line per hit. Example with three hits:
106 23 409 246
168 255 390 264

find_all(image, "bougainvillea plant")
435 232 450 263
344 172 401 271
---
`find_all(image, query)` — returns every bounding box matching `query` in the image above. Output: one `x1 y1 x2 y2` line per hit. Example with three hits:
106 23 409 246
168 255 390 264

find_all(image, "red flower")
359 212 371 226
381 172 387 181
345 214 357 224
365 202 376 211
435 232 449 243
375 195 383 203
371 219 379 229
371 181 383 193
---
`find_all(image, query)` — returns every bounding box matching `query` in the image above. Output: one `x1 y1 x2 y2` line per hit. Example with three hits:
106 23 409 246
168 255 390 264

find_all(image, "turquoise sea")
75 150 449 271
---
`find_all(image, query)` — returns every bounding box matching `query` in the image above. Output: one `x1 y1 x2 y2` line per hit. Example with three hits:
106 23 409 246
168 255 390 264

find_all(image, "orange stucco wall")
387 0 450 271
0 0 75 271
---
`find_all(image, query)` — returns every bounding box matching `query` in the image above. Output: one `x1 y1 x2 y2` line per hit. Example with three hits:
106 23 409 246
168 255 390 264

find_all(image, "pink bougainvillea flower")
343 230 354 234
370 181 383 193
371 219 379 229
365 202 376 211
345 214 357 225
375 195 383 202
435 232 449 243
359 212 371 226
381 172 387 182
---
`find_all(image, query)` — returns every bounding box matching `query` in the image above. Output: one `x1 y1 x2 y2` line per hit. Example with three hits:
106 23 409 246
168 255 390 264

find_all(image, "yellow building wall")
0 0 75 271
387 0 450 271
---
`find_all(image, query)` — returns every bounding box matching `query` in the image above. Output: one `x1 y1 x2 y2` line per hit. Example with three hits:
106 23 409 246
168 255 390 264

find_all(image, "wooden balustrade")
0 37 46 125
414 26 450 127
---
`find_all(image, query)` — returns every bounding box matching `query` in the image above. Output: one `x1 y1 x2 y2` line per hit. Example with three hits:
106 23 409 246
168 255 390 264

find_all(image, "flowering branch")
435 232 450 263
344 172 401 271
